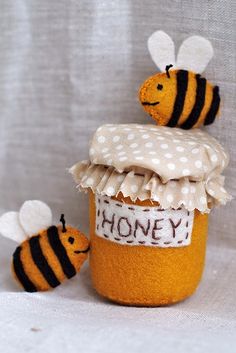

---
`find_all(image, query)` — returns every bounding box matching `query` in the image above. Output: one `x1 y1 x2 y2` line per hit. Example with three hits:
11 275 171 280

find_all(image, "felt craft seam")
95 194 194 248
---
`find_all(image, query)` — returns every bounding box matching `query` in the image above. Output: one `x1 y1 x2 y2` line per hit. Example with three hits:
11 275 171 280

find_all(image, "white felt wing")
19 200 53 236
176 36 214 74
0 211 27 243
147 30 176 72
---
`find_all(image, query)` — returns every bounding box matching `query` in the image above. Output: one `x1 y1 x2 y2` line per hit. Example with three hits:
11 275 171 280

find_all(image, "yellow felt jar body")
89 191 208 306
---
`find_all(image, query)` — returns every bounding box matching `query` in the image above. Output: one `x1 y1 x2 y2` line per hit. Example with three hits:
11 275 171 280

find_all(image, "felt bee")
0 200 89 292
139 31 220 129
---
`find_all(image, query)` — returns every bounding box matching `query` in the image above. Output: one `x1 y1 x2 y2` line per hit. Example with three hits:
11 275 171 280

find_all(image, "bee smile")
74 246 90 254
142 101 160 106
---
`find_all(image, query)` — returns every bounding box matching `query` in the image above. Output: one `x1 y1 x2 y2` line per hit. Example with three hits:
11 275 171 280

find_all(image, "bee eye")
157 84 163 90
68 237 74 244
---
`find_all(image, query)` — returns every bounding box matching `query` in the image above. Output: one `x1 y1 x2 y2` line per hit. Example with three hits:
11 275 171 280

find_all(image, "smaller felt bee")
139 31 220 129
0 200 89 292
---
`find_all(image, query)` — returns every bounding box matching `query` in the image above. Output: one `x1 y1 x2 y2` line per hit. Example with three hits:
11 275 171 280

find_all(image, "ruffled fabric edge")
69 161 232 213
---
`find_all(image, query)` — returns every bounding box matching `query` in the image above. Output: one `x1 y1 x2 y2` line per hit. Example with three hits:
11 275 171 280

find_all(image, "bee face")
59 225 89 269
139 71 177 126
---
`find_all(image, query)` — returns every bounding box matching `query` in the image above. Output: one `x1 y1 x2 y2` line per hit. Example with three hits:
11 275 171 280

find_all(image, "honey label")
95 195 194 248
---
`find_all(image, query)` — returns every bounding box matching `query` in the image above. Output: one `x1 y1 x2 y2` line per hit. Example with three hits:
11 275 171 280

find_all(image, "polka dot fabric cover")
70 124 231 213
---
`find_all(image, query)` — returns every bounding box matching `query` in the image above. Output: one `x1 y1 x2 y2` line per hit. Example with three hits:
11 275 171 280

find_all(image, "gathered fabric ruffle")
70 161 232 213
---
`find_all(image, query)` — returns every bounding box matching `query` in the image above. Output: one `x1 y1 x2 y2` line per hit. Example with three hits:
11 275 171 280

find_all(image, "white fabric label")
95 195 194 248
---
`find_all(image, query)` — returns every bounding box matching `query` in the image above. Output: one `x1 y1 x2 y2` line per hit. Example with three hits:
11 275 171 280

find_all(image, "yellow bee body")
12 225 89 292
139 69 220 129
0 200 89 292
140 31 220 129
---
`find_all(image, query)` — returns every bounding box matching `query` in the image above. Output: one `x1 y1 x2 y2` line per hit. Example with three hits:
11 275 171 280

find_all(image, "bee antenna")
165 64 173 78
60 214 67 232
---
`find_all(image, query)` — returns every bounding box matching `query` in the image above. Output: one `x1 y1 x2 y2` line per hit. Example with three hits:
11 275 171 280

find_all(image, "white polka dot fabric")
70 124 231 213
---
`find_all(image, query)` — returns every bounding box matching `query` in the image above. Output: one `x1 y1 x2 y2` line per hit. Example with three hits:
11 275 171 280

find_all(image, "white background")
0 1 235 352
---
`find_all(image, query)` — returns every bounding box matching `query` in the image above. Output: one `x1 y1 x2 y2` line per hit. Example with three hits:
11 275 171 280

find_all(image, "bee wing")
176 36 214 74
19 200 53 236
0 211 28 243
147 30 176 72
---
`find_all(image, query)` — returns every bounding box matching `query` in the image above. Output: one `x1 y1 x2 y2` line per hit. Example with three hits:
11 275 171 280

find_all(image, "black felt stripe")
181 74 206 130
12 246 37 292
167 70 188 127
204 86 220 126
29 235 60 288
47 226 76 279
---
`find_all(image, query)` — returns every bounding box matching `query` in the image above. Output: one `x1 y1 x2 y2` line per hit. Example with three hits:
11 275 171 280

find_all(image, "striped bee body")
139 31 221 129
12 225 89 292
140 69 220 129
168 70 220 129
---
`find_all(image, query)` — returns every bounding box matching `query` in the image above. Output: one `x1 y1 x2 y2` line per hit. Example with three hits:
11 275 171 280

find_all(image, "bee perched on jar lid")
0 200 89 292
139 31 220 129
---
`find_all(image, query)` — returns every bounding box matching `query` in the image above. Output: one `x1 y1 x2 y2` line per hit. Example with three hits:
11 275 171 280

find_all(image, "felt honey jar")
70 31 231 306
70 123 230 306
